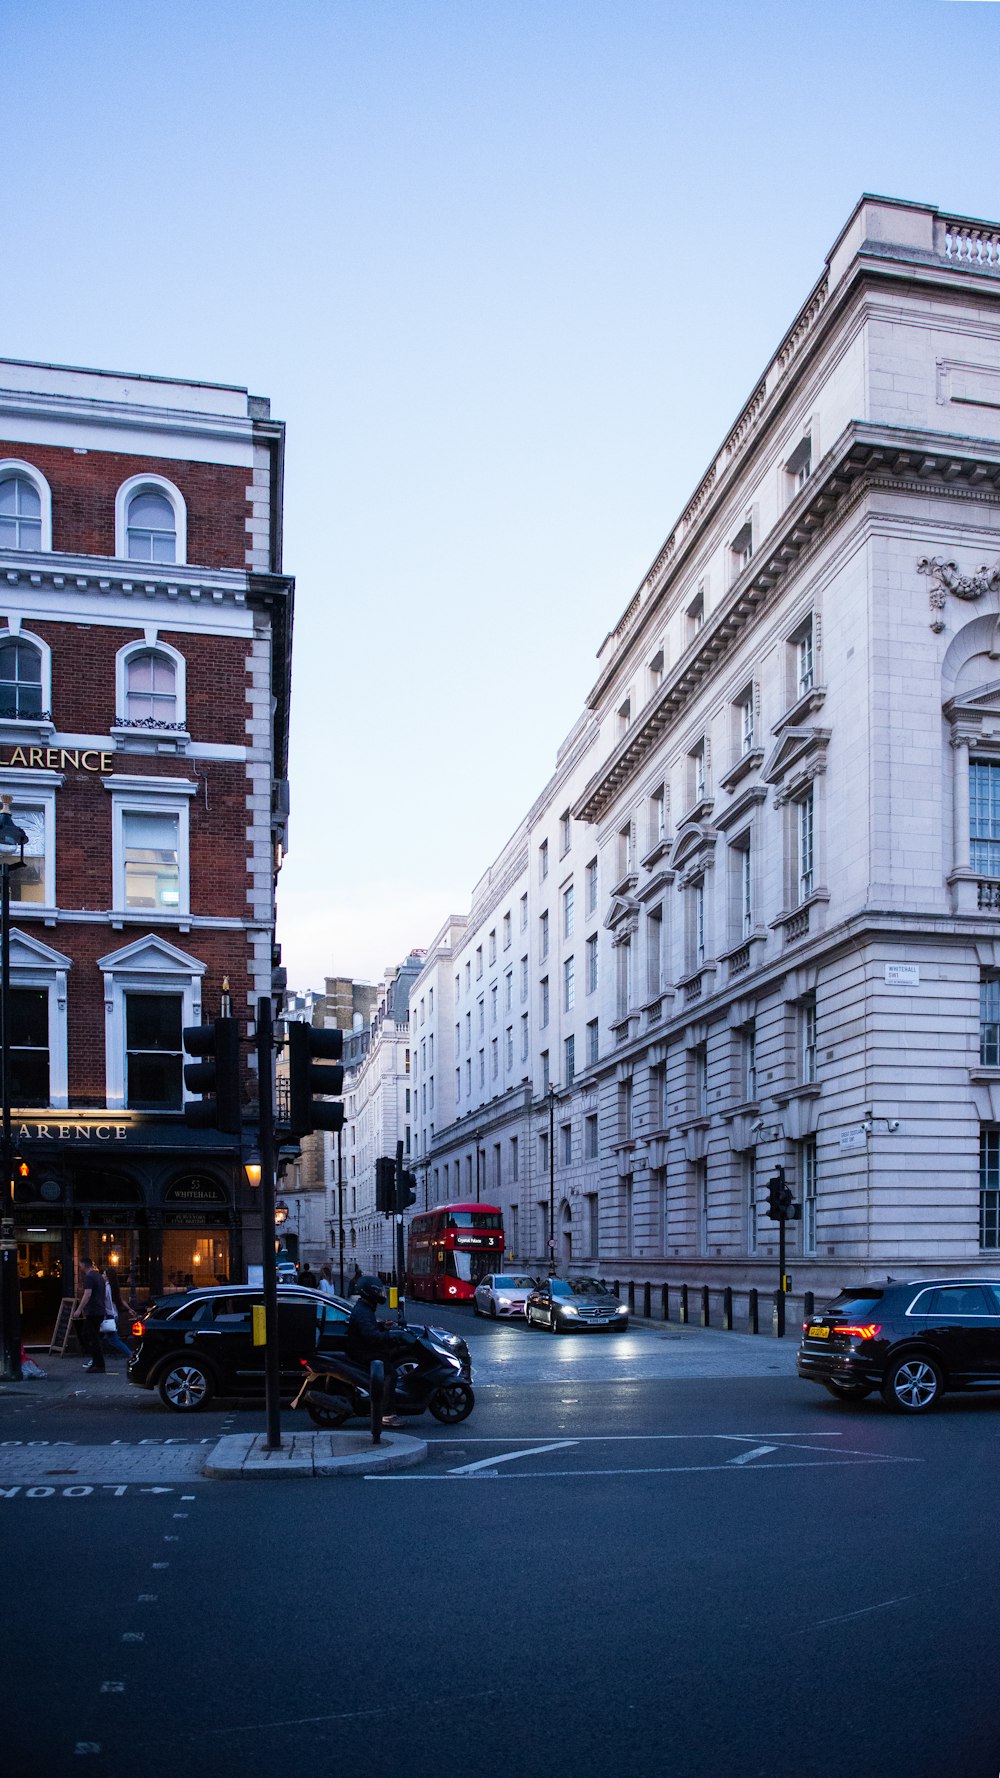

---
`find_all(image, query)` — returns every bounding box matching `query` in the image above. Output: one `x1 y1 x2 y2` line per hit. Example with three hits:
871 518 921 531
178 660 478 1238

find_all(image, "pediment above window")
8 928 71 972
636 867 674 904
714 783 768 834
604 893 639 934
762 725 831 798
943 688 1000 740
98 933 205 976
671 820 718 885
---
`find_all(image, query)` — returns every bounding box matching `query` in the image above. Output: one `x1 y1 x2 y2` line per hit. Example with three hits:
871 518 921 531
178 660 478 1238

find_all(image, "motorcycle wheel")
428 1380 474 1424
305 1381 352 1428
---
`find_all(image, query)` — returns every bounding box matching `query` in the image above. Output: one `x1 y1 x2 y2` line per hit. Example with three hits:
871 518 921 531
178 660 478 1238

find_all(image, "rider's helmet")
357 1275 387 1308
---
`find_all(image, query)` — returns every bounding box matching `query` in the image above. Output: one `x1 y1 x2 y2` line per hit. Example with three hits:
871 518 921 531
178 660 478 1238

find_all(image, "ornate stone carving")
919 555 1000 631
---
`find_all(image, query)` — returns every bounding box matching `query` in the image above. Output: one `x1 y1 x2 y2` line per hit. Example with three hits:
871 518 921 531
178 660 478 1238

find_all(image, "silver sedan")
472 1273 539 1319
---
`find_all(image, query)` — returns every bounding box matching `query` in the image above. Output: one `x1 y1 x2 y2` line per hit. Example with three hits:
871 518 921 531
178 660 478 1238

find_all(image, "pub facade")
0 356 293 1336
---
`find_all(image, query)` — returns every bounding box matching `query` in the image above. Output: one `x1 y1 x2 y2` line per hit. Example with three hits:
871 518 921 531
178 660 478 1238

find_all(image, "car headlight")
561 1304 579 1316
497 1296 512 1306
615 1303 628 1315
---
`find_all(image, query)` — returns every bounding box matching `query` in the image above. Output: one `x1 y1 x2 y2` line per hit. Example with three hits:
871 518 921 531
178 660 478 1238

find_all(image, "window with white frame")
540 1049 549 1093
564 1033 575 1087
561 1121 572 1166
690 739 707 805
476 945 483 978
786 434 812 495
616 936 632 1018
6 931 70 1108
562 881 574 939
539 909 549 960
109 777 194 919
585 857 598 914
794 617 814 699
971 762 1000 875
504 969 512 1012
491 1038 498 1079
617 823 634 880
745 1150 759 1254
539 839 549 881
520 955 528 1002
735 684 755 757
120 648 183 728
646 905 663 999
4 793 53 905
688 877 706 970
0 635 45 720
619 1076 633 1140
796 787 814 903
100 933 203 1112
649 784 667 850
490 984 497 1026
743 1025 757 1102
0 462 51 551
116 475 186 564
478 997 484 1034
520 1012 529 1060
730 520 753 576
519 892 528 930
488 929 496 966
560 810 571 855
686 587 705 642
10 987 50 1106
801 1136 817 1254
800 992 817 1084
647 647 664 696
586 932 599 995
617 696 632 737
692 1043 708 1117
586 1018 599 1066
540 977 549 1028
505 1026 513 1070
729 831 752 943
563 955 575 1012
502 911 511 949
981 976 1000 1065
584 1113 598 1160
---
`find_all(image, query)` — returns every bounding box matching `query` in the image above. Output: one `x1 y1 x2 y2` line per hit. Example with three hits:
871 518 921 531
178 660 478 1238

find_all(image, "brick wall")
0 440 251 569
23 619 250 746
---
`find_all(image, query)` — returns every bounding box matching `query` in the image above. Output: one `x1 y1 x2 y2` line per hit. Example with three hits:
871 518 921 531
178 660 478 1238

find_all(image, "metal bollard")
723 1285 733 1330
773 1288 786 1339
700 1285 710 1327
369 1360 384 1444
643 1281 651 1318
804 1290 815 1321
661 1282 670 1322
748 1287 759 1334
679 1283 689 1324
627 1280 636 1311
613 1279 620 1299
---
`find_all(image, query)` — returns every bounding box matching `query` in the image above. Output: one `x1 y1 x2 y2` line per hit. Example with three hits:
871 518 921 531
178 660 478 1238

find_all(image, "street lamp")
547 1082 557 1277
273 1200 289 1226
0 797 27 1382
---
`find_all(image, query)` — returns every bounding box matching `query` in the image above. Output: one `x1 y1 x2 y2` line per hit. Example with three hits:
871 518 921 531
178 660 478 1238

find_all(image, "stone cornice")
0 548 250 607
574 423 1000 825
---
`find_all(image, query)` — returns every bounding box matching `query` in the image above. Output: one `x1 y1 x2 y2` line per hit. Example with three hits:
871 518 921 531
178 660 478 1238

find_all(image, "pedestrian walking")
71 1258 107 1372
348 1262 363 1296
298 1263 317 1289
318 1264 337 1297
99 1269 133 1360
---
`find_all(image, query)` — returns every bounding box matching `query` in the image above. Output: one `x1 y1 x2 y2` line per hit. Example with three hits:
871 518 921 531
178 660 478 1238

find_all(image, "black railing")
600 1276 813 1339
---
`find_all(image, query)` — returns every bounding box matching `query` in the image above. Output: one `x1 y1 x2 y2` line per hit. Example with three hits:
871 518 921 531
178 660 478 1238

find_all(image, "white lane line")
448 1441 578 1475
726 1445 778 1464
368 1455 922 1481
427 1431 843 1443
812 1593 913 1628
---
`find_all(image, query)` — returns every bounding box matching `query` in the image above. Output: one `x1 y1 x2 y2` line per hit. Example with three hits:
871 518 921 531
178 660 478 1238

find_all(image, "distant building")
410 195 1000 1298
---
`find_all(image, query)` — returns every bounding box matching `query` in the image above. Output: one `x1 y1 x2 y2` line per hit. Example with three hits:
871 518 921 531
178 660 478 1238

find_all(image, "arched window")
126 491 177 563
0 637 43 719
125 650 178 725
0 475 42 550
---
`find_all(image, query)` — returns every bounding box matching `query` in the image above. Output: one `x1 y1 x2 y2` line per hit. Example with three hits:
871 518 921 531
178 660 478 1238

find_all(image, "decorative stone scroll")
919 555 1000 631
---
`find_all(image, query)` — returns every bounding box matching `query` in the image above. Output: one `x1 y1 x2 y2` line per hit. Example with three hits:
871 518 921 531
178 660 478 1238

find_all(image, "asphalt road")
7 1306 1000 1777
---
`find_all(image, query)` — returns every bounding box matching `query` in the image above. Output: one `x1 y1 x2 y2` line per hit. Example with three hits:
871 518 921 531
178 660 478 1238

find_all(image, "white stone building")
410 194 1000 1298
342 955 424 1278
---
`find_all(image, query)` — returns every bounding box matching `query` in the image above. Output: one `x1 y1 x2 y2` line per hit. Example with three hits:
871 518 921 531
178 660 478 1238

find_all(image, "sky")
3 0 1000 989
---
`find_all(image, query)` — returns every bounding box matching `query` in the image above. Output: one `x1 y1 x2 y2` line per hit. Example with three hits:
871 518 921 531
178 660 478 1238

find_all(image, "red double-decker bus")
406 1201 505 1303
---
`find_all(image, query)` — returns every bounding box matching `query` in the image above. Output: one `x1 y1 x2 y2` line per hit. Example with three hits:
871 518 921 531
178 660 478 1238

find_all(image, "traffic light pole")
777 1214 786 1339
394 1139 406 1324
336 1123 345 1296
256 995 282 1450
0 855 22 1381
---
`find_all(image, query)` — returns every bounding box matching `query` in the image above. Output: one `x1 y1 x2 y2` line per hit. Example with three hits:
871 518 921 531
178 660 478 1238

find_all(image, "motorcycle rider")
346 1276 411 1427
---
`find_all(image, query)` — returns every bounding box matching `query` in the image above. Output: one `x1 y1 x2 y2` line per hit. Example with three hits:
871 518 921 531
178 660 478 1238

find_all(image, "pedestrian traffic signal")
765 1167 786 1220
375 1156 395 1215
183 1017 242 1132
11 1155 30 1202
397 1169 417 1211
287 1022 344 1136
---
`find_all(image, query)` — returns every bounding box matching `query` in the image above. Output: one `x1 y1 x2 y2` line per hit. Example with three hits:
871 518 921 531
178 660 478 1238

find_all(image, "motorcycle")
292 1323 475 1429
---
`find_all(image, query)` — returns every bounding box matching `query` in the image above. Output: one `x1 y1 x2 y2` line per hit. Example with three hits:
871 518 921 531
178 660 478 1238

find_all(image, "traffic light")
183 1017 242 1132
397 1169 417 1211
12 1156 30 1203
287 1022 345 1136
375 1156 395 1215
765 1167 786 1221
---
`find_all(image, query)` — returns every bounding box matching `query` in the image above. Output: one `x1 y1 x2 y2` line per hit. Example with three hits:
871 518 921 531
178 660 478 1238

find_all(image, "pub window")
123 811 180 910
8 804 47 904
125 991 183 1110
0 637 44 720
124 650 180 727
10 986 49 1106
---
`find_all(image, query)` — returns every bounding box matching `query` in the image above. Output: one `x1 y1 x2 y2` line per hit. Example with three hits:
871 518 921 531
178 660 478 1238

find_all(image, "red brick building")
0 357 293 1332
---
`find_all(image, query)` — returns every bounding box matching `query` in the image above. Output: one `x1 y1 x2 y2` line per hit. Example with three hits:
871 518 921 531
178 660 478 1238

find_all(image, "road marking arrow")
449 1441 577 1475
726 1445 779 1465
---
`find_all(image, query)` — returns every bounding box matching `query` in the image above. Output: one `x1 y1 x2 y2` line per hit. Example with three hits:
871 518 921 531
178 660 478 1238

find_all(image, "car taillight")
131 1320 146 1338
834 1323 882 1340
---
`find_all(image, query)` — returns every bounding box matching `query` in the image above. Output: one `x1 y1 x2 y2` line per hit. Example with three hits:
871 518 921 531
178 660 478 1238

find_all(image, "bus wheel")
429 1381 474 1424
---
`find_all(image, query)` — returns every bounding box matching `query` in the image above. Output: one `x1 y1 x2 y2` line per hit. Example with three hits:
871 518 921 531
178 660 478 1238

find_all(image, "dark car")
797 1277 1000 1412
127 1284 470 1411
524 1276 629 1333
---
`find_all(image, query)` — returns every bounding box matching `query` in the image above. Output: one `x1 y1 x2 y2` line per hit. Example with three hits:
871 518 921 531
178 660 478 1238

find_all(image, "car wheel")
822 1379 873 1402
157 1358 216 1412
472 1298 481 1317
881 1353 943 1413
489 1301 498 1319
429 1381 475 1423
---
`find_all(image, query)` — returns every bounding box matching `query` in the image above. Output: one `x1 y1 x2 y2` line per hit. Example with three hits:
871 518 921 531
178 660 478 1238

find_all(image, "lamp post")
475 1130 482 1204
0 797 27 1381
547 1082 557 1277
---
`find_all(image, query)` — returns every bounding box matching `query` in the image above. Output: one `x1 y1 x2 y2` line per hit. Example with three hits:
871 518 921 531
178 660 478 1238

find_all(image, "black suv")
127 1285 352 1410
797 1277 1000 1412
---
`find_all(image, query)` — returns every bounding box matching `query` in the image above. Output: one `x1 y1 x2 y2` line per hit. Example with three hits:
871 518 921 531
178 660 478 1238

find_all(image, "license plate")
809 1325 830 1339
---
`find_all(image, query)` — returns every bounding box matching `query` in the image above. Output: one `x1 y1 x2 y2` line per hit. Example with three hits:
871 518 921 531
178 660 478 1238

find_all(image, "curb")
202 1429 428 1479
